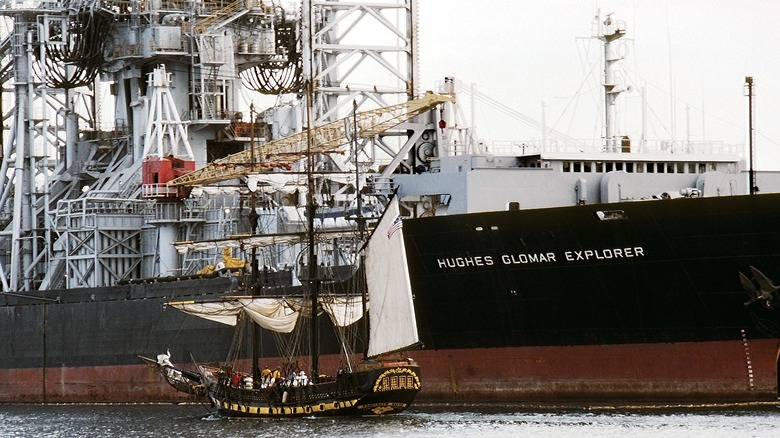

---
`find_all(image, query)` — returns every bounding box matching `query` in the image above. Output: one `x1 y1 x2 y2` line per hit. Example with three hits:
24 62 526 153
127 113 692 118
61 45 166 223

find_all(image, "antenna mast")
745 76 757 194
596 13 627 152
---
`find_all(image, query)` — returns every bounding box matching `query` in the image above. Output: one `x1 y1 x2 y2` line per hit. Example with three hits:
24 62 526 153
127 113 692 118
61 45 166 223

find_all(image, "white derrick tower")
142 65 195 161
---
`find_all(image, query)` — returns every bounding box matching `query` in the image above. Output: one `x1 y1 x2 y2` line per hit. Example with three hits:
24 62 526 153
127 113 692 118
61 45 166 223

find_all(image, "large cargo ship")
0 1 778 405
402 192 780 401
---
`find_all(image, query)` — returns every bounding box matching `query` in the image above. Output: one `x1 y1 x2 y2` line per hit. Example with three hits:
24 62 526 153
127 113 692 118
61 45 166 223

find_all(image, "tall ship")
0 0 778 405
141 196 423 417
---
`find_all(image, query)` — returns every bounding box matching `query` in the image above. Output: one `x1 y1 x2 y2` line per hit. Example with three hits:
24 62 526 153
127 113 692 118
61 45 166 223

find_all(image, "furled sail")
172 230 355 254
319 296 365 327
169 296 365 333
240 298 301 333
365 196 420 357
168 301 244 326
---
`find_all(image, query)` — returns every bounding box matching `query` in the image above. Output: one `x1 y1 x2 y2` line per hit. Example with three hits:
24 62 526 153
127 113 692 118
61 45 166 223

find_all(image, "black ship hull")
402 193 780 401
0 275 352 403
2 193 780 403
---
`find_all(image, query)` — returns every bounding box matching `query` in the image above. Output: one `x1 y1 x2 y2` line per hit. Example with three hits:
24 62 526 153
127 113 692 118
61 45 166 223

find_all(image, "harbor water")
1 403 779 437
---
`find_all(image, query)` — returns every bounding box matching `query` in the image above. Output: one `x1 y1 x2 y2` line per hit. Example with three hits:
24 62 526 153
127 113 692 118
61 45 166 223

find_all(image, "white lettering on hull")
499 253 557 265
563 247 644 261
435 247 645 270
436 256 495 269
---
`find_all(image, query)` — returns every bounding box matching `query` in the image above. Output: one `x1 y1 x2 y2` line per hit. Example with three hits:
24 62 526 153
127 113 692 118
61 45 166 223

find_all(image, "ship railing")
190 107 235 123
142 183 180 198
486 140 544 156
366 176 395 196
0 0 59 10
145 201 182 223
483 138 743 157
55 198 150 224
193 0 246 34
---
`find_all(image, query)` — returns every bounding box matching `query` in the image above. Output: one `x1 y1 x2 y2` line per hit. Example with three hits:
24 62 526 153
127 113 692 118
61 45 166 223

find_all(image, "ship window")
563 161 571 172
615 162 624 171
596 162 603 172
583 162 592 172
573 162 581 172
475 226 484 231
698 162 706 173
625 162 634 173
676 162 685 173
647 163 654 173
490 226 499 230
606 162 614 172
595 210 627 221
667 163 675 173
688 163 696 173
635 162 643 173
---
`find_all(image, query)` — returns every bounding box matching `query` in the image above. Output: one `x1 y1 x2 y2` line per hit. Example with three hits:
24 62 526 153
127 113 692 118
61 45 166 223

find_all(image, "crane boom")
168 92 455 187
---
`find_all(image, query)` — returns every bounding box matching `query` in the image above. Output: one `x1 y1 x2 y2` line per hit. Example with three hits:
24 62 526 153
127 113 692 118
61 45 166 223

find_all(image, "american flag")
386 215 403 239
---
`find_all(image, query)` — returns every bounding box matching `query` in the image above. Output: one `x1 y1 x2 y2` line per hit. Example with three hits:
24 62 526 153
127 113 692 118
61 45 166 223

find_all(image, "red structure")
142 156 195 199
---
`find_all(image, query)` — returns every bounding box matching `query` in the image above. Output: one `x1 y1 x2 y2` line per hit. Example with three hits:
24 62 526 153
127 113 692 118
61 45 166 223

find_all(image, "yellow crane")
167 92 455 187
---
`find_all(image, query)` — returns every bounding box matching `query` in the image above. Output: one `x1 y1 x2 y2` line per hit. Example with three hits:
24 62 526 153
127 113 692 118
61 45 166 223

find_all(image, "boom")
168 92 455 187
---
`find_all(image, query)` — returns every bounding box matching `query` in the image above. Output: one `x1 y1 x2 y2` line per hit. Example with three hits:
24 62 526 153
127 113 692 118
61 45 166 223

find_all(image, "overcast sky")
417 0 780 169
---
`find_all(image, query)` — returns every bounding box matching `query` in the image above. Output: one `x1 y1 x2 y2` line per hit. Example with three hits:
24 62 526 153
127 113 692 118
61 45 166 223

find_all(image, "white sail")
168 301 243 326
169 298 299 331
319 296 366 327
239 298 301 333
173 230 355 254
169 296 365 333
365 196 419 357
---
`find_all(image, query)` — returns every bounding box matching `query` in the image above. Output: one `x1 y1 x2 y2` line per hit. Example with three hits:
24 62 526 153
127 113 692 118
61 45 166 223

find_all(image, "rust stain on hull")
1 340 778 403
413 339 780 402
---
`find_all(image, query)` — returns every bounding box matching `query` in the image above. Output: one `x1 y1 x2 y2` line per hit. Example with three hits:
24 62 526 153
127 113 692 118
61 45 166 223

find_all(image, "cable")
39 0 112 88
240 4 303 94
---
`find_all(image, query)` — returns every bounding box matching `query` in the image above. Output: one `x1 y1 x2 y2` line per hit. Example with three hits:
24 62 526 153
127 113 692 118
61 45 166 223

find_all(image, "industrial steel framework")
0 0 418 292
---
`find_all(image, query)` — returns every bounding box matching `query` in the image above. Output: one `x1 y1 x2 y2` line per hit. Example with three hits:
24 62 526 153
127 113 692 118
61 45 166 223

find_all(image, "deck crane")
167 92 455 187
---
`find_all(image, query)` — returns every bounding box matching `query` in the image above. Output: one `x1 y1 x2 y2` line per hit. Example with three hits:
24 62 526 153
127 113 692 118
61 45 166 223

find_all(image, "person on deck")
297 370 308 386
260 366 271 388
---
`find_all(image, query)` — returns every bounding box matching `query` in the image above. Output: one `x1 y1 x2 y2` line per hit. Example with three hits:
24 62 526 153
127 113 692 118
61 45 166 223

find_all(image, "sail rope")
224 315 247 367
